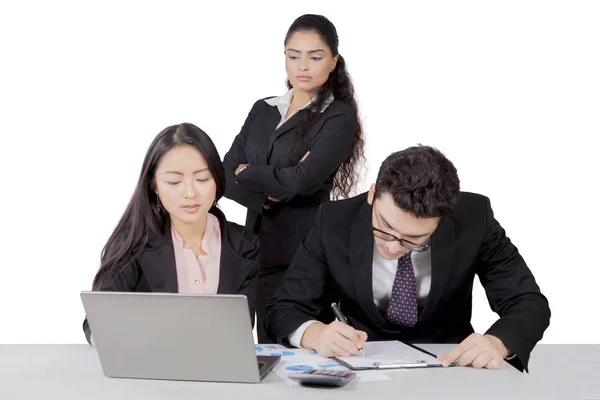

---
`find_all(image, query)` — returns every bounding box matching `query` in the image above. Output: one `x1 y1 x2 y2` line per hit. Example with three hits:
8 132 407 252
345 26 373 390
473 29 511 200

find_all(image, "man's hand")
437 333 511 369
300 321 367 357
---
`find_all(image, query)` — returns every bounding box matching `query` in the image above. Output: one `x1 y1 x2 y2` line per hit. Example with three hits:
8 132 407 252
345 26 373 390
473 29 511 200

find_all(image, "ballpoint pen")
375 361 429 369
330 302 366 357
374 359 457 369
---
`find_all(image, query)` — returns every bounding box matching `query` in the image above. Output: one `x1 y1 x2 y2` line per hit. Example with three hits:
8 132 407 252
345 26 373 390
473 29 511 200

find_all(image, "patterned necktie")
386 252 418 327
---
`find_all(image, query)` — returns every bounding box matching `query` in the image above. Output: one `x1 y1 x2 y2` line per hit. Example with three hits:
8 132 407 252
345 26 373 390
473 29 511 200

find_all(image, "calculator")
288 369 357 387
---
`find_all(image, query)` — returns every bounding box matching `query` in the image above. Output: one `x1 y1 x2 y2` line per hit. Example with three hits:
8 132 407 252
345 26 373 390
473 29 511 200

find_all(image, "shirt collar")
265 88 334 114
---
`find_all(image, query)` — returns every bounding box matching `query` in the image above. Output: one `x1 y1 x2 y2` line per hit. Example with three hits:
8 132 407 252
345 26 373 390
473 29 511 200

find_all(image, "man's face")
367 185 440 260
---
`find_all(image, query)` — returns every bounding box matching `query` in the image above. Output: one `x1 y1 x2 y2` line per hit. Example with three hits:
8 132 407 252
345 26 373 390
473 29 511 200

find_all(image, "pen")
330 302 366 357
375 361 429 369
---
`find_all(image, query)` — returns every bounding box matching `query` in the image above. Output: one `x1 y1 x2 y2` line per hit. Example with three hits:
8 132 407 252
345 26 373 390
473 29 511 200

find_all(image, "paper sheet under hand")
255 344 390 386
336 340 442 369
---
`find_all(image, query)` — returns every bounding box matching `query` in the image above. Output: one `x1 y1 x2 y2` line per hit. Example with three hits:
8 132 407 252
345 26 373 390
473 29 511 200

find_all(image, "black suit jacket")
223 98 358 265
82 207 260 344
265 192 550 372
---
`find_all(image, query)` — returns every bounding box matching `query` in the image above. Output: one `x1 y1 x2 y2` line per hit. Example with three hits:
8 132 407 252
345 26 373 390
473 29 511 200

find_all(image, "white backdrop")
0 1 598 344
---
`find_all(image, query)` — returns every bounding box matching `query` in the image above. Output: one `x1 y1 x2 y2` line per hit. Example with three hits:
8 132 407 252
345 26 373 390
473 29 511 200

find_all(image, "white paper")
336 340 442 369
255 344 390 386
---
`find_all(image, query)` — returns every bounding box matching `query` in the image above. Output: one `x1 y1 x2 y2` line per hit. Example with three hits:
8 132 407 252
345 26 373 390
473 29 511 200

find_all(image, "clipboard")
331 341 457 371
333 357 451 370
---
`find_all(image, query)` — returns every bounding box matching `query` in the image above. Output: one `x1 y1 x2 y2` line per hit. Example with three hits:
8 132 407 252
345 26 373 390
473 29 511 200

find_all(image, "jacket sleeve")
235 110 357 202
476 197 551 373
223 101 269 214
264 204 334 344
82 259 141 345
237 237 260 329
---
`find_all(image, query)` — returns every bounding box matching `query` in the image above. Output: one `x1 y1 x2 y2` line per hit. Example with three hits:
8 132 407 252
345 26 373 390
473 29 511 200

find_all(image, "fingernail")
442 360 448 367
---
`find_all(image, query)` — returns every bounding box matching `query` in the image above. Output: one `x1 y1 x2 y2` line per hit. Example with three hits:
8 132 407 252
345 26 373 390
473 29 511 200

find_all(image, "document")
335 341 443 370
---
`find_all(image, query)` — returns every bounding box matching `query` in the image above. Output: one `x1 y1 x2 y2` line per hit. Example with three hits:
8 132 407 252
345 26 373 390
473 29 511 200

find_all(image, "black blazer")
82 207 260 344
265 192 550 372
223 98 358 265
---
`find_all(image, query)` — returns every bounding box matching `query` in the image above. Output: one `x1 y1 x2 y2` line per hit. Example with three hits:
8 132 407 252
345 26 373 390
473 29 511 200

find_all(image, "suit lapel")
266 110 304 160
216 245 255 294
244 104 280 166
259 105 282 164
349 200 390 328
417 217 455 324
213 208 256 294
137 232 178 293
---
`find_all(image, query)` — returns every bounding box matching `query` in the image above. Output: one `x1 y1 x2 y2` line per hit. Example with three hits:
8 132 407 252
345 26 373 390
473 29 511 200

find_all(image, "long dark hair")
92 123 226 289
284 14 365 199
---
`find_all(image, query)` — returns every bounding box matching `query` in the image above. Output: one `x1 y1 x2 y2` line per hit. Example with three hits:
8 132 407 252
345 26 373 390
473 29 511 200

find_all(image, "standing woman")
223 14 365 343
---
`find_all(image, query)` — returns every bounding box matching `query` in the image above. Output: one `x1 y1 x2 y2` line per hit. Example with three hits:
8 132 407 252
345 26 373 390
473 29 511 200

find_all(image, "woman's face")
154 145 216 227
285 30 338 96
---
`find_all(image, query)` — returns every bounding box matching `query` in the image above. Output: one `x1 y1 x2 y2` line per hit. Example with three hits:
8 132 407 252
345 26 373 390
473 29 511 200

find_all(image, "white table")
0 344 598 400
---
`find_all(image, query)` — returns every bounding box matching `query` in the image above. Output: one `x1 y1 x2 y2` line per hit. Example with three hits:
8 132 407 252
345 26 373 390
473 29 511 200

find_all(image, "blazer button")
194 280 200 284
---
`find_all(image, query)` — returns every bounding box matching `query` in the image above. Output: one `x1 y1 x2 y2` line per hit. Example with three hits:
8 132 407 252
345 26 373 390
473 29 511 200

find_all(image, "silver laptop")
80 291 280 383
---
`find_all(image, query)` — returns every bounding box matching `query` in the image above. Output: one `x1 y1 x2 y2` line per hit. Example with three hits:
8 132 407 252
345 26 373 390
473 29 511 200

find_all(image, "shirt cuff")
288 320 319 348
504 353 517 360
234 165 249 183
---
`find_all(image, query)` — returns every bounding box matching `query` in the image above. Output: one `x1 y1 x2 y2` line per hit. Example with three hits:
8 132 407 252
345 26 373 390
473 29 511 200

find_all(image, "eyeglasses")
370 197 431 252
370 222 430 252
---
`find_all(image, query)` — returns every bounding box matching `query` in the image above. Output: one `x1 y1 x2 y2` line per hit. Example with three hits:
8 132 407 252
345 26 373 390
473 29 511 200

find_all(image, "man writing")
265 145 550 372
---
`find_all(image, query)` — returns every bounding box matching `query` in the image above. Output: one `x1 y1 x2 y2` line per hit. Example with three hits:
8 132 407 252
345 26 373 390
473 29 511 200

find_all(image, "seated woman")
83 123 259 345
